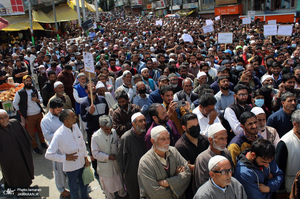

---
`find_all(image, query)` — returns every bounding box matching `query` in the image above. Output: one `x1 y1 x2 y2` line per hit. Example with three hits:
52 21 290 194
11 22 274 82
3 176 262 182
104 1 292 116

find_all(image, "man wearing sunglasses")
235 138 283 199
194 155 247 199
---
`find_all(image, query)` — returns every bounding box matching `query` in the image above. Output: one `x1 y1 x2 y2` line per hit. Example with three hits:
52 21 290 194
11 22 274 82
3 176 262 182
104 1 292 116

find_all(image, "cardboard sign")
205 19 213 25
203 24 214 34
182 34 193 42
268 20 276 25
264 25 277 36
81 19 94 32
218 33 233 44
242 17 251 24
277 25 293 36
215 16 220 21
155 20 163 26
83 52 95 73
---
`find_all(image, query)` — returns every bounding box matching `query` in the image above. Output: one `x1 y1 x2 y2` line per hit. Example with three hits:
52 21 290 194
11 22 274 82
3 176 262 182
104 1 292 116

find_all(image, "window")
271 0 294 9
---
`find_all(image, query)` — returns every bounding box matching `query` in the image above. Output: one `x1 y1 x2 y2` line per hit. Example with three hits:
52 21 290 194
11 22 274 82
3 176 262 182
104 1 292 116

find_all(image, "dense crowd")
1 13 300 199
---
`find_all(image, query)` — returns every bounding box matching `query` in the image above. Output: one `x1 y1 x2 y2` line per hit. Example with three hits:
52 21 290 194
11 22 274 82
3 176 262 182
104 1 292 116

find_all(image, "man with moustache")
81 82 109 177
116 113 148 199
149 75 169 105
214 76 235 115
194 156 247 199
235 138 283 199
138 125 191 199
95 81 116 109
145 103 181 150
228 111 262 166
41 70 57 106
13 75 46 155
193 123 234 192
141 68 157 91
175 113 209 199
46 81 73 111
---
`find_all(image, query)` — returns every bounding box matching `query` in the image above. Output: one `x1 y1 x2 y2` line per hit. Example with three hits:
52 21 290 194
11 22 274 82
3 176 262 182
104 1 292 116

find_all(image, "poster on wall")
0 0 25 16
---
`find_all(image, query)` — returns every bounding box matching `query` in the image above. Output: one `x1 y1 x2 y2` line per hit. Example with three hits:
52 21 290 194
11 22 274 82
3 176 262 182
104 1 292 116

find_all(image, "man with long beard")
138 125 191 199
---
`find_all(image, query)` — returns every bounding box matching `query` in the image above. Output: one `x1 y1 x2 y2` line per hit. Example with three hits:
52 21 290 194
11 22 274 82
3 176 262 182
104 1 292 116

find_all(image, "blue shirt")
149 89 163 105
214 90 235 114
133 94 151 124
267 108 293 137
40 111 63 143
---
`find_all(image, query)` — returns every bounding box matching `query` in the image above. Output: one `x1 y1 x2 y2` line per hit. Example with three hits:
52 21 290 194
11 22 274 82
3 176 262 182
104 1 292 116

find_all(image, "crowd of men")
1 13 300 199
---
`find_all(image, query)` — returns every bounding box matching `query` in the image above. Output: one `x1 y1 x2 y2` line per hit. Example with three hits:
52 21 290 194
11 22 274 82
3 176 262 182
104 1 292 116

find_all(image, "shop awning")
2 22 44 31
33 4 78 23
0 17 9 30
1 15 44 31
68 0 103 12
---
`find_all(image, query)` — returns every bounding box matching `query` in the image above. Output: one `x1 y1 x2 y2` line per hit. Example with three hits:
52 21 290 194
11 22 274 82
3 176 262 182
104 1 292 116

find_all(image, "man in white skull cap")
138 125 191 199
194 155 247 199
96 81 116 109
193 123 234 193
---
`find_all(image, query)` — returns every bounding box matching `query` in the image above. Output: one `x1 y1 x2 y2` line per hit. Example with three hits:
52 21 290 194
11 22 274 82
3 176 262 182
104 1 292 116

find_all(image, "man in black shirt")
12 59 28 83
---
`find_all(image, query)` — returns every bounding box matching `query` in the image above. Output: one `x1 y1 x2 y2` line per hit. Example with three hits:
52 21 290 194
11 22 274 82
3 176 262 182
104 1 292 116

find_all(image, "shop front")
215 4 243 19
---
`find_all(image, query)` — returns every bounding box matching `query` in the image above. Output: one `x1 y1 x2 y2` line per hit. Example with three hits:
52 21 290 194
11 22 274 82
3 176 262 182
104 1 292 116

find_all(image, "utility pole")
52 0 59 41
171 0 173 14
76 0 81 26
81 0 87 21
28 0 34 45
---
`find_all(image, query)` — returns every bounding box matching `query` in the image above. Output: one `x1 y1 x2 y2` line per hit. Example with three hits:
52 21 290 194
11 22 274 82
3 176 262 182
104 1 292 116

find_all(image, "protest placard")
277 25 293 36
268 20 276 25
242 18 251 24
205 19 213 25
215 16 220 21
218 33 233 44
155 20 163 26
203 24 214 34
264 25 277 36
83 52 95 104
182 34 193 42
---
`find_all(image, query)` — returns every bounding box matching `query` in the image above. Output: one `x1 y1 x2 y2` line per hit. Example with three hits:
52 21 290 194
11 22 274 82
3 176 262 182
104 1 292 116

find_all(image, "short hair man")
146 103 181 150
138 125 191 198
41 70 57 106
174 78 198 105
214 76 235 114
228 111 261 166
0 109 34 189
116 113 147 199
235 138 284 199
251 107 280 147
175 112 209 198
193 123 234 192
91 115 127 199
194 156 247 199
267 91 296 137
192 93 220 136
149 75 169 105
41 98 70 198
275 110 300 194
45 109 90 199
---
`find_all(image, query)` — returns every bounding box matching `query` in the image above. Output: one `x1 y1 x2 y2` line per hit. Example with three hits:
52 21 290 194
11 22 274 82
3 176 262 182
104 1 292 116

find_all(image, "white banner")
83 52 95 73
203 24 214 34
277 25 293 36
264 25 277 36
218 33 233 44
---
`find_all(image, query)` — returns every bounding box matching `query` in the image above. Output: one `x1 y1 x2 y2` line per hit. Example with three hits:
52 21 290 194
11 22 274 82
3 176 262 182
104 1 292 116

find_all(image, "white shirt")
45 124 88 172
224 107 243 135
73 85 88 104
13 89 43 116
192 106 220 136
208 67 218 78
40 111 63 143
114 76 123 90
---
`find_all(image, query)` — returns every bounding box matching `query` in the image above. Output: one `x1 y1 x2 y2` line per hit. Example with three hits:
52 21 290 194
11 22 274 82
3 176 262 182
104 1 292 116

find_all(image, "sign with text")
215 16 220 21
248 11 255 21
268 20 276 25
203 24 214 34
277 25 293 36
155 20 163 26
264 25 277 36
218 33 233 44
81 19 94 32
242 17 251 24
83 52 95 73
205 19 213 25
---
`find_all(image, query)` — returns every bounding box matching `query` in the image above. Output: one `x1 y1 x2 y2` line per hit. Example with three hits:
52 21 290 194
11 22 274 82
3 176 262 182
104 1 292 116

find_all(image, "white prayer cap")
251 107 265 116
208 155 228 171
96 81 105 89
183 29 187 33
150 47 155 52
131 112 143 123
141 68 148 73
151 125 168 139
250 40 256 44
197 71 207 79
152 58 158 63
169 58 176 63
208 123 226 138
261 75 273 84
39 65 45 69
77 73 86 78
54 81 63 88
0 109 7 114
122 70 131 78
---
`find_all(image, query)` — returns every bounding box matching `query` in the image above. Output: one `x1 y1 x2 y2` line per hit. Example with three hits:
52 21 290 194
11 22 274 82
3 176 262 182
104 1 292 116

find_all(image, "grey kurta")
193 147 233 193
0 119 34 188
193 177 247 199
138 146 191 199
116 128 147 199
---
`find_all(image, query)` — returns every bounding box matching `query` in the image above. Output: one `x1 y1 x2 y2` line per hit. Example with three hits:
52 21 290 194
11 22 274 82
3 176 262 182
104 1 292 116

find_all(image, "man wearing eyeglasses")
235 138 283 199
194 155 247 199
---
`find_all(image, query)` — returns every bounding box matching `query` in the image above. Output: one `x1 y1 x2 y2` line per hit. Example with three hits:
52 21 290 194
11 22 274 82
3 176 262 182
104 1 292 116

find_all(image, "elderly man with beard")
251 107 280 147
141 68 157 91
13 75 46 155
81 82 109 177
194 156 247 199
0 109 34 190
138 125 191 199
95 81 116 109
46 81 73 111
193 123 234 193
175 113 209 199
235 138 283 199
145 103 181 150
116 113 147 199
